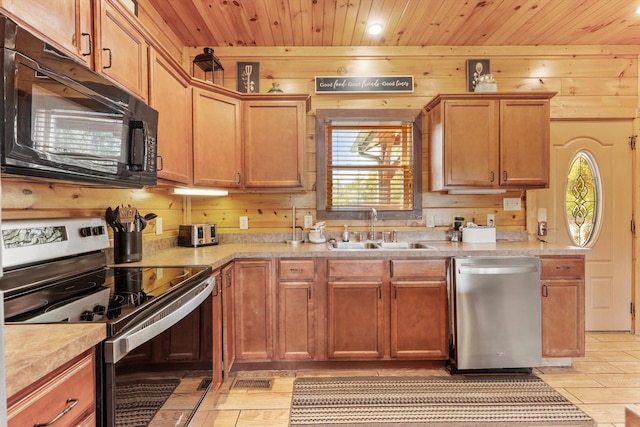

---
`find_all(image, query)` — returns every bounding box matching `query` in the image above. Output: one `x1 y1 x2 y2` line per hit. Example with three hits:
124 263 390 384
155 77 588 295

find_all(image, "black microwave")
0 17 158 188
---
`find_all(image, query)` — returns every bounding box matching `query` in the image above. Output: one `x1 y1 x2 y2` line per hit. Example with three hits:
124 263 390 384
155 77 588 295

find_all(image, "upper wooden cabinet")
242 94 310 191
426 92 555 191
0 0 94 66
95 0 149 101
192 82 242 188
150 49 193 184
191 86 310 191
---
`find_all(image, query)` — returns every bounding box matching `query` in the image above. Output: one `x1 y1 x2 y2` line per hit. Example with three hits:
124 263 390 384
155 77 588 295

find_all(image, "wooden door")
150 50 192 184
500 98 550 187
233 260 274 361
95 1 148 100
538 120 633 331
443 99 498 187
193 86 242 188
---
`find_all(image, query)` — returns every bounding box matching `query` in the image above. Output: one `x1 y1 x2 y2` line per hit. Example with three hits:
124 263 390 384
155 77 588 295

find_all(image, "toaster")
178 224 218 247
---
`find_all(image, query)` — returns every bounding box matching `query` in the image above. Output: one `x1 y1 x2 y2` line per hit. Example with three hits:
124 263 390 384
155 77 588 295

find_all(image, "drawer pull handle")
289 268 304 273
34 398 79 427
555 265 571 270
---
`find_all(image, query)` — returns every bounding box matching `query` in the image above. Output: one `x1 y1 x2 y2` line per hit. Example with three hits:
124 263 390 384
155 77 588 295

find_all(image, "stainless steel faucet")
369 208 377 240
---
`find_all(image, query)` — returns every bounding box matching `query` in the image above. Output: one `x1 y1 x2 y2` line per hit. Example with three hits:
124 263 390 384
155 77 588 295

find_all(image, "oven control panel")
2 217 110 269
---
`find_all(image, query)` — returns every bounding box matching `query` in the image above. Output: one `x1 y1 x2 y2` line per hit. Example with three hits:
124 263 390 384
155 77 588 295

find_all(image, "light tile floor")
186 333 640 426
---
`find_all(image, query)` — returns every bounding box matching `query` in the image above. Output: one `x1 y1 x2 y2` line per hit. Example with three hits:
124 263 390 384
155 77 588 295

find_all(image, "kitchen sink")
377 242 438 250
328 241 380 250
327 241 438 250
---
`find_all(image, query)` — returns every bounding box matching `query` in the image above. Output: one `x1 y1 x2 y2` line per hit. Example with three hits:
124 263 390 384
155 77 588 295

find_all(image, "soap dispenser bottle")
342 224 349 242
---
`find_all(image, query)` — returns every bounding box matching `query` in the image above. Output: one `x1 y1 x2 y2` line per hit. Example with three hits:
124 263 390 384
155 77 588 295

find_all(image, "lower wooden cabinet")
390 259 449 359
212 269 223 391
278 259 316 360
222 262 236 377
540 256 586 357
8 349 96 427
233 259 275 361
325 258 449 361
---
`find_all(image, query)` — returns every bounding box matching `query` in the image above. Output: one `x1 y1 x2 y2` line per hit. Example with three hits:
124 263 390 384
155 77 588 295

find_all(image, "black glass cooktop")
4 265 210 334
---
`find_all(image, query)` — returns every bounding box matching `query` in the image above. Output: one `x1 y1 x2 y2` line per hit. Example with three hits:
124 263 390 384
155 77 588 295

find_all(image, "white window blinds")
326 123 414 211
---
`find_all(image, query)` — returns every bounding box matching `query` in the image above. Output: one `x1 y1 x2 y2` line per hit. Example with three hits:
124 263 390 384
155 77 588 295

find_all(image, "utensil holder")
114 231 142 264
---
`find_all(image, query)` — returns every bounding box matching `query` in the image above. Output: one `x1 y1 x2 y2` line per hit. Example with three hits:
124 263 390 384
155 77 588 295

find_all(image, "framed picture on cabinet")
237 62 259 93
466 59 490 92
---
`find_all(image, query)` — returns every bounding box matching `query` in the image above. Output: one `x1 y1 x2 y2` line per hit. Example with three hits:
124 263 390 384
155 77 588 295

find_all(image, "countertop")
120 240 590 269
4 323 106 398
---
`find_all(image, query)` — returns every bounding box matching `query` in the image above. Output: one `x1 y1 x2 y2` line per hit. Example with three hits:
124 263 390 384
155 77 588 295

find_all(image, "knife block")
114 231 142 264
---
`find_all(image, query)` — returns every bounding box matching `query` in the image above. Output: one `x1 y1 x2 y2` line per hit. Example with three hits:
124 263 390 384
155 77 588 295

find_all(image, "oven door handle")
104 275 215 364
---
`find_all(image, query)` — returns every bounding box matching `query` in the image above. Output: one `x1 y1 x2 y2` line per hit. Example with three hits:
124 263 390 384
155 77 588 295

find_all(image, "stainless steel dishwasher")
449 256 542 373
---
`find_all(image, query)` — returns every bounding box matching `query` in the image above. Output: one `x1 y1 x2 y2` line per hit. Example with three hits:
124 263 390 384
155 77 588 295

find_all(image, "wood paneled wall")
1 43 636 242
186 45 639 236
1 178 185 244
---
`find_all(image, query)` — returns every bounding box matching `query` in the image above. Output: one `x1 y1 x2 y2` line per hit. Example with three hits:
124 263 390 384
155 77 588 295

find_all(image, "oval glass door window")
565 151 601 246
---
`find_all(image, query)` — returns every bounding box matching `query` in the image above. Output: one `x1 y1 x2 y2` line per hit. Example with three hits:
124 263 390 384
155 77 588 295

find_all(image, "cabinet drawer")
8 350 95 427
328 259 385 278
540 256 584 279
279 259 315 280
390 259 448 279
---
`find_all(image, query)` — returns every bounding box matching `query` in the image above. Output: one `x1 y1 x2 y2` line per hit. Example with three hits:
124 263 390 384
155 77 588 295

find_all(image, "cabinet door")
234 260 274 361
278 260 315 360
278 281 315 360
96 0 148 100
500 98 550 187
243 98 307 190
222 263 235 377
327 280 384 359
193 87 242 188
212 271 223 391
390 280 448 359
150 50 192 184
0 0 93 66
443 100 499 187
541 279 585 357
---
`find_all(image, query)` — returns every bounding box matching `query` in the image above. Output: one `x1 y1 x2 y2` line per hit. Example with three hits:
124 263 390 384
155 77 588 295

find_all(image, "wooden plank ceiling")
145 0 640 47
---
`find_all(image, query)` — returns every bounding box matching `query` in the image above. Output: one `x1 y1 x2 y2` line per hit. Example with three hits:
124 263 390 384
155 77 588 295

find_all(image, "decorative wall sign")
237 62 259 93
467 59 490 92
315 76 414 93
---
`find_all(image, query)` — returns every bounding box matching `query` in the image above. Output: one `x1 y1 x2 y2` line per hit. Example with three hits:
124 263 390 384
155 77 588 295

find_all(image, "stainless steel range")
1 217 214 427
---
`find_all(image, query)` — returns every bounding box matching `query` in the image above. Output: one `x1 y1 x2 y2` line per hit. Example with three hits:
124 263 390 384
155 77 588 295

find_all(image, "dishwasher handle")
458 264 538 275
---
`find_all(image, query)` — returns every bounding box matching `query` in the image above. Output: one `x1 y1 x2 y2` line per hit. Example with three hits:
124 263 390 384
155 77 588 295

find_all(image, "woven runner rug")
115 379 180 427
290 376 597 426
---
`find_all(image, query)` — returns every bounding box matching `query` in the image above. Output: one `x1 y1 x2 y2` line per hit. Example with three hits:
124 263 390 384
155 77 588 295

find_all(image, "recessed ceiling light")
636 5 640 14
368 23 383 35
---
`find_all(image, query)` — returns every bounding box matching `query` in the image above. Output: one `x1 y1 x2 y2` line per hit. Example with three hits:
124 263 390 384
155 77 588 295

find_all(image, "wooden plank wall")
1 44 637 242
186 45 640 237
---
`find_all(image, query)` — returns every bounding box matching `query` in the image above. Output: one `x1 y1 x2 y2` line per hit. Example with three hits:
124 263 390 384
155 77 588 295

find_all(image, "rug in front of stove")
290 376 597 426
